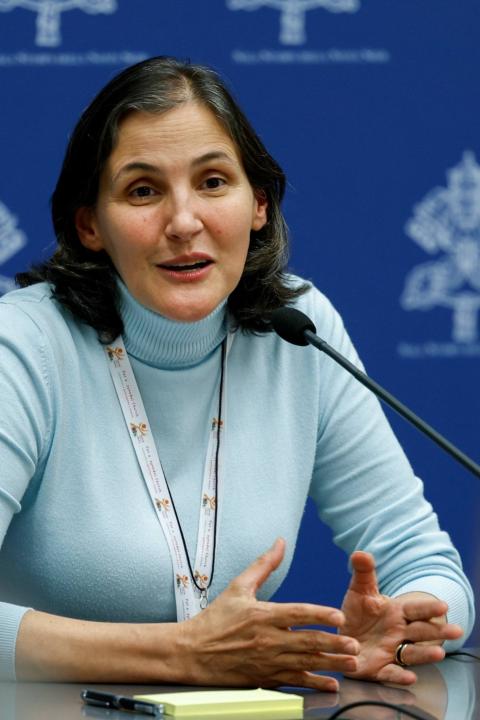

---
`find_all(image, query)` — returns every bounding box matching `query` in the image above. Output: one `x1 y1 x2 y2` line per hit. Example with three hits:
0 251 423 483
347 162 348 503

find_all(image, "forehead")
107 103 241 169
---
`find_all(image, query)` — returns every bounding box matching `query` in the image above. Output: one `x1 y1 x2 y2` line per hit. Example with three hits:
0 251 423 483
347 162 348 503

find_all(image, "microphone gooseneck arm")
304 329 480 479
271 306 480 480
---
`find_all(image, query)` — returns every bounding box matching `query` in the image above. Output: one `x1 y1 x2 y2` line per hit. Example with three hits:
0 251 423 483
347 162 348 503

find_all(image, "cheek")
229 234 251 278
106 214 154 252
210 222 224 238
212 197 254 237
219 213 253 250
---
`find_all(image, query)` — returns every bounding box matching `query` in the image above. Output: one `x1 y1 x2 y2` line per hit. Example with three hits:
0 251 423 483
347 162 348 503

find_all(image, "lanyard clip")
200 588 209 610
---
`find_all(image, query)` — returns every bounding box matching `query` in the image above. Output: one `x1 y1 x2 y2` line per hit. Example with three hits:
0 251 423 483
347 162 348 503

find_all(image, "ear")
252 189 268 232
75 206 105 252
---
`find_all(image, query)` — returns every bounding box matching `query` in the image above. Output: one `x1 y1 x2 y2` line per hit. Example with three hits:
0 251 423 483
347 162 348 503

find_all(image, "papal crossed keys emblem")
401 151 480 344
0 0 117 48
227 0 360 46
0 201 27 296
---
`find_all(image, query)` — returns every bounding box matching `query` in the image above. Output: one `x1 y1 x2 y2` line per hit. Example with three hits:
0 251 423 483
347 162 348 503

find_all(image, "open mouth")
158 259 213 272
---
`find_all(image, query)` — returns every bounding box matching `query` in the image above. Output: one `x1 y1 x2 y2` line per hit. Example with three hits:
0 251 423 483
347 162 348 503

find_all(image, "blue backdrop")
0 0 479 641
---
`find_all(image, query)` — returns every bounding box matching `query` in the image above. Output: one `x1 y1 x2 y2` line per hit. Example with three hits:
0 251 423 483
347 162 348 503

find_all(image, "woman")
0 56 473 687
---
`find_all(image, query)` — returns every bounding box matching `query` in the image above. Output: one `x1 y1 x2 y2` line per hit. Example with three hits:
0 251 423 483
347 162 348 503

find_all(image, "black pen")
81 689 163 717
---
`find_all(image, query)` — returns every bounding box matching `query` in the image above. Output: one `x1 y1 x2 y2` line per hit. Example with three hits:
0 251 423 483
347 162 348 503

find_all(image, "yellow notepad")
134 688 304 718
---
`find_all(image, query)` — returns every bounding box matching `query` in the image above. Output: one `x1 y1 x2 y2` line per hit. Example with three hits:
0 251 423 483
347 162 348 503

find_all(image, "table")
1 652 478 719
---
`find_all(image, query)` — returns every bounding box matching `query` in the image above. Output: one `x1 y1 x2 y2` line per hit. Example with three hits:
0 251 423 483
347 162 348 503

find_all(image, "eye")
202 176 226 190
130 185 156 198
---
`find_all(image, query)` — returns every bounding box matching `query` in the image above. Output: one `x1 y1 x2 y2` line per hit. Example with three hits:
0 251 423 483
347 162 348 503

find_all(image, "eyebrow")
191 151 237 168
111 162 159 186
111 151 238 186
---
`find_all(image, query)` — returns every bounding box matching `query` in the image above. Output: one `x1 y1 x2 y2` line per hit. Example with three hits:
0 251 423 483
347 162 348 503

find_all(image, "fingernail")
330 611 344 625
326 680 339 693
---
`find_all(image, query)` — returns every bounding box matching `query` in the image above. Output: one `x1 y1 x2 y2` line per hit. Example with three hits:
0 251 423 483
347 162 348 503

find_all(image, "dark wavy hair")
17 56 307 342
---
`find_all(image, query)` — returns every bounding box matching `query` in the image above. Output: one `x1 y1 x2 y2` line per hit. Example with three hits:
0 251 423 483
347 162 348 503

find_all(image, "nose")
165 192 203 242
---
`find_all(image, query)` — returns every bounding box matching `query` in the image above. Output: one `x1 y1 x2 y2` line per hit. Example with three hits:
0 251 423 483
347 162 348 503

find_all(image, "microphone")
271 306 480 480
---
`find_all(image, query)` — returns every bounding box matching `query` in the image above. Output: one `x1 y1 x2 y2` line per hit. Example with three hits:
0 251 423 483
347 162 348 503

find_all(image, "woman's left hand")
339 551 464 685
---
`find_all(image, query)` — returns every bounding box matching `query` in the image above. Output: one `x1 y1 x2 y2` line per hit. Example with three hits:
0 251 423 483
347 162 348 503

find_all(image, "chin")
159 303 220 323
141 286 227 322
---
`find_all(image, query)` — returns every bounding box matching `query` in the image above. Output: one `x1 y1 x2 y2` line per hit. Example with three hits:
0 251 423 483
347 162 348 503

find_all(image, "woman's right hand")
178 538 359 692
15 538 357 686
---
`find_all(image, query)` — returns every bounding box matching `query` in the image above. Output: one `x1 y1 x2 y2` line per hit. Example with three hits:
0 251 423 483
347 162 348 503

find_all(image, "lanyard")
104 335 230 620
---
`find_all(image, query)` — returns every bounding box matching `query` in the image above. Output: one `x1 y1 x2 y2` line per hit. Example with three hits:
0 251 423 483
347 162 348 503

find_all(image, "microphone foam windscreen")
270 307 316 346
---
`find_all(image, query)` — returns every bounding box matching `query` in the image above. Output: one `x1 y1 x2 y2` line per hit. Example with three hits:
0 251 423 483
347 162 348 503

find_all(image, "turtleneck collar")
116 280 228 369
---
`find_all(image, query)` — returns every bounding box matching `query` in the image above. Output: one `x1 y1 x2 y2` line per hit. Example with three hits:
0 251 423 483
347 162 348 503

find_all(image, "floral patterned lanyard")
104 335 230 620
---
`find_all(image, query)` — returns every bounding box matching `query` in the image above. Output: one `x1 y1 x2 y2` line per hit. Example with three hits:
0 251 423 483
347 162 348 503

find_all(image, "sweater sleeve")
0 299 53 679
306 289 475 650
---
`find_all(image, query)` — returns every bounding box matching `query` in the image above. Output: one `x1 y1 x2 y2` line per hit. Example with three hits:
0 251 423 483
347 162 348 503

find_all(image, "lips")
155 253 215 283
159 259 212 271
157 254 214 272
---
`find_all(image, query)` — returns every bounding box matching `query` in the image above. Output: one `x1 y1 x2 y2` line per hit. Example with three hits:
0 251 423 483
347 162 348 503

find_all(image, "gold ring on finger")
394 640 414 667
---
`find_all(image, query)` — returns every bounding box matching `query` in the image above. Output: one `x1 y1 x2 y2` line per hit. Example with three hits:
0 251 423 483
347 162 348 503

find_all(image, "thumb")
230 538 286 597
348 550 379 595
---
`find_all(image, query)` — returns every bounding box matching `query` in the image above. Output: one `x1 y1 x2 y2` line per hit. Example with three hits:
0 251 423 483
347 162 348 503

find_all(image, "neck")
116 280 228 369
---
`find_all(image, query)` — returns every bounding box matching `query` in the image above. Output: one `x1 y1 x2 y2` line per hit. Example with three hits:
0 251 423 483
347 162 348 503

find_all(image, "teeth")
163 260 209 270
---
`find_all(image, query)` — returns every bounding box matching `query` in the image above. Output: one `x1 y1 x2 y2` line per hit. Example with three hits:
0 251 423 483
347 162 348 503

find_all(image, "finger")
273 670 340 693
375 662 418 686
278 651 358 674
267 601 346 629
348 551 379 595
393 643 445 667
279 628 359 656
230 538 286 596
402 620 463 644
403 598 449 621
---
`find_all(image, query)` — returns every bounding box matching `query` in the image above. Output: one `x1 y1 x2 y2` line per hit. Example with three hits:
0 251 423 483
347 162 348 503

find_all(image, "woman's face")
75 102 268 322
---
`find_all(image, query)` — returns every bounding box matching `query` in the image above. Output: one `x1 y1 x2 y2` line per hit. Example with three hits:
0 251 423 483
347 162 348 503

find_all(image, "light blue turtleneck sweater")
0 280 474 680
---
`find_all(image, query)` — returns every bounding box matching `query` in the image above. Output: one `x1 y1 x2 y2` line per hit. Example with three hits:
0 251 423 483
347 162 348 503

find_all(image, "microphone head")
270 307 317 346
